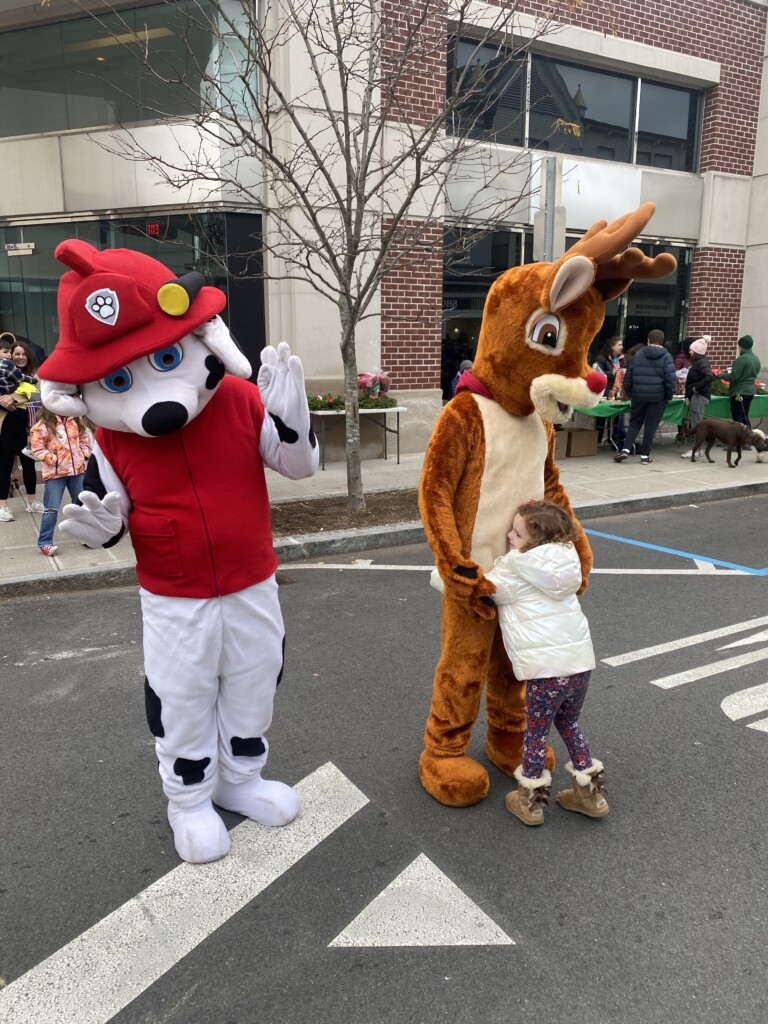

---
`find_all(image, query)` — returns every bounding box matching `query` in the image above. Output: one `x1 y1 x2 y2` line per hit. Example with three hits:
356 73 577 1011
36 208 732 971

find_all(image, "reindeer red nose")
586 371 608 395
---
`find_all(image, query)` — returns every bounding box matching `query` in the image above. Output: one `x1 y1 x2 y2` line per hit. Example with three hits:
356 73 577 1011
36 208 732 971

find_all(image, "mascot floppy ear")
192 316 252 379
38 380 89 418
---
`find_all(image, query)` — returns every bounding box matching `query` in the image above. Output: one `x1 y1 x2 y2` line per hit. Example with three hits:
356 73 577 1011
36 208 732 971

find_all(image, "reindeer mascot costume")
38 240 319 863
420 203 675 807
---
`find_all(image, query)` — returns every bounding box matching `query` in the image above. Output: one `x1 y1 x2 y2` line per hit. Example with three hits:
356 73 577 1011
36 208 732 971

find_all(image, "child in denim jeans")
484 500 609 827
28 406 91 556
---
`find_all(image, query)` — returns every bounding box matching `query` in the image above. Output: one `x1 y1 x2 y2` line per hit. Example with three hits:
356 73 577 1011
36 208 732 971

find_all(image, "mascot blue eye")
99 368 133 393
149 344 183 372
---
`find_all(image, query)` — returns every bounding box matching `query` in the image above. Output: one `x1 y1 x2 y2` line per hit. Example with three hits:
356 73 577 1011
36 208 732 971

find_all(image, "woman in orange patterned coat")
419 203 676 808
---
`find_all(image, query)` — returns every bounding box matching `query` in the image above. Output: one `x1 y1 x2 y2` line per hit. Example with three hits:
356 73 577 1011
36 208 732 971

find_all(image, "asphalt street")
2 495 768 1024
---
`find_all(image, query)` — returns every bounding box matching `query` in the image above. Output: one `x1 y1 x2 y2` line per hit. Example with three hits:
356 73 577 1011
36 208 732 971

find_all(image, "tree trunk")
340 315 365 512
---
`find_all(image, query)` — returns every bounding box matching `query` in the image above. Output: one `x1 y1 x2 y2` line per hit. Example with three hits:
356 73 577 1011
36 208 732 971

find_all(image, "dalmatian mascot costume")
38 239 319 864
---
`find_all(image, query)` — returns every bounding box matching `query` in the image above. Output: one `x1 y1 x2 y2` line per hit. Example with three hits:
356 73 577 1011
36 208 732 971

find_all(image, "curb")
0 563 138 599
572 477 768 520
3 479 768 598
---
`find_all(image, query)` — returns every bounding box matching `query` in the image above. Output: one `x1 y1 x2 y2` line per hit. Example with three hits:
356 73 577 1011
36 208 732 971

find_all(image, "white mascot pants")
140 575 285 807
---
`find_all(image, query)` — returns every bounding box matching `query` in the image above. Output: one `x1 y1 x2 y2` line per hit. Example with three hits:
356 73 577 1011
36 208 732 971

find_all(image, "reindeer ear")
549 255 596 312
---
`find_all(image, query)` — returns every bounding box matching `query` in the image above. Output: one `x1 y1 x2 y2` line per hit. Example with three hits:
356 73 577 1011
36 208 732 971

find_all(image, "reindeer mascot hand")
419 203 676 807
38 240 319 864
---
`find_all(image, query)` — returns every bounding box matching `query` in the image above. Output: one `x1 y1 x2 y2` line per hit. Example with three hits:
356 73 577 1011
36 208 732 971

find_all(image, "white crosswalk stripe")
0 764 368 1024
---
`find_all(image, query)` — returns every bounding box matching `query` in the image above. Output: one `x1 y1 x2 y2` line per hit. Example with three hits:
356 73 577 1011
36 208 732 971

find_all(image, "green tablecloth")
574 394 768 426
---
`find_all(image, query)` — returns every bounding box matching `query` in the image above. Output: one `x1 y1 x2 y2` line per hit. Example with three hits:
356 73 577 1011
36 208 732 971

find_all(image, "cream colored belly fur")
469 395 548 571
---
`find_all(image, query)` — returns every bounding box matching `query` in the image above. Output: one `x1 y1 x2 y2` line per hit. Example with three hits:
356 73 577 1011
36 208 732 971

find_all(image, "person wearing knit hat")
681 336 714 457
716 333 761 436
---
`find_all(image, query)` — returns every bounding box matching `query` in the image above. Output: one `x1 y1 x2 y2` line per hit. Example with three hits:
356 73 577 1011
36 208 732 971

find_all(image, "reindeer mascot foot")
167 800 231 864
214 775 300 826
418 750 490 807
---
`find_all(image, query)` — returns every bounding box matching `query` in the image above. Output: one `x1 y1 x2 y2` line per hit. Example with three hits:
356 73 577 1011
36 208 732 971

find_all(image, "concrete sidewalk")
2 426 768 596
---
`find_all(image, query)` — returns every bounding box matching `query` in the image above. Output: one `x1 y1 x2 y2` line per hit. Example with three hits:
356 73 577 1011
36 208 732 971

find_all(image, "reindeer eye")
531 314 561 349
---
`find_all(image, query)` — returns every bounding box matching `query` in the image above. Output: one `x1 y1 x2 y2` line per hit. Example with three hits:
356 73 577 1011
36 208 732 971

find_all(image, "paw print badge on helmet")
38 238 227 385
86 289 120 326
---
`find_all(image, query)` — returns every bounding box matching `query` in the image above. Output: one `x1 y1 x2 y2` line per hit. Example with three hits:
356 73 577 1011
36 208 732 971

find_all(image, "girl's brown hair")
513 500 578 552
35 405 89 435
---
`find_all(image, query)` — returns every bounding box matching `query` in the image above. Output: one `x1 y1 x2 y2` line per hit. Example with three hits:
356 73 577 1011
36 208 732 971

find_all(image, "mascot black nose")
142 401 189 436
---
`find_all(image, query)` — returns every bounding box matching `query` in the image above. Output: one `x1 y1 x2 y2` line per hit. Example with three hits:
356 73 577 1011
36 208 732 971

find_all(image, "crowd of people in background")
581 327 764 463
0 331 94 556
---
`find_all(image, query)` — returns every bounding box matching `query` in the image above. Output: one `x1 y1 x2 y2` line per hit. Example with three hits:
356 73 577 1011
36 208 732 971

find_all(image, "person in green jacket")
717 335 761 437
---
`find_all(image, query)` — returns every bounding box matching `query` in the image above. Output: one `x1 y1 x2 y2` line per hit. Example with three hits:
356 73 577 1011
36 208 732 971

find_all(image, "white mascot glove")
39 379 88 418
257 342 318 479
60 491 123 547
192 316 252 379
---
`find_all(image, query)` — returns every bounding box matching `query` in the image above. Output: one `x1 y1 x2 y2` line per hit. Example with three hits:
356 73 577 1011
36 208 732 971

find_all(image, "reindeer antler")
568 201 675 284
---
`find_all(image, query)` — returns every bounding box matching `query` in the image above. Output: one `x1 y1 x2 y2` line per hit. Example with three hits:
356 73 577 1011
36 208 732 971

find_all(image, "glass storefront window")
0 22 68 137
0 2 216 138
530 57 635 163
447 40 703 172
637 81 699 172
442 227 522 397
447 38 525 147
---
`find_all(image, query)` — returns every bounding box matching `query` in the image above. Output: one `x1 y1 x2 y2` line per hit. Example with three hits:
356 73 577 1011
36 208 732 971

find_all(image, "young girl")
28 406 91 556
484 500 608 827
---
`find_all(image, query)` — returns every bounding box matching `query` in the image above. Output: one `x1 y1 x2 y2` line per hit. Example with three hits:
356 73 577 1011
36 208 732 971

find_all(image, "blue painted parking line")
583 528 768 576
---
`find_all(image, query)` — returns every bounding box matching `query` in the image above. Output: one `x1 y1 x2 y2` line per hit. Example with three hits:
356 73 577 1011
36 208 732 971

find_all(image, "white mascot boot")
213 774 300 827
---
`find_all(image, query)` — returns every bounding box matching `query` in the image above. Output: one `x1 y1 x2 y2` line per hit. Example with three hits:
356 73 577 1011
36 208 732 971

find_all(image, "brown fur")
419 204 676 807
689 418 766 467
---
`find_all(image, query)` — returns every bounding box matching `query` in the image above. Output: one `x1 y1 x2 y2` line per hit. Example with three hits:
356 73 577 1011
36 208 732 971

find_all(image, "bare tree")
77 0 558 509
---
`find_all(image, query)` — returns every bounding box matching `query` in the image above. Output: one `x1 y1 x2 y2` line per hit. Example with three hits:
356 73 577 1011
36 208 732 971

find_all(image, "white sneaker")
0 506 14 522
640 455 653 464
25 500 46 513
681 451 694 459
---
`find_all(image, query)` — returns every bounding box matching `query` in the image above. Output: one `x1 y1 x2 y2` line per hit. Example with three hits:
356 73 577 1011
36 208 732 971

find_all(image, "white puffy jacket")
484 541 595 681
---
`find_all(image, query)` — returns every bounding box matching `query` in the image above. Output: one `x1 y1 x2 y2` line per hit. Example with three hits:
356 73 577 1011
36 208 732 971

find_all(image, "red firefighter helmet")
38 239 227 384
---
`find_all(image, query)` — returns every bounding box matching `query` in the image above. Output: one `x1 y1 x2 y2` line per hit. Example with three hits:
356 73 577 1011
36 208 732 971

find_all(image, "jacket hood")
642 345 670 361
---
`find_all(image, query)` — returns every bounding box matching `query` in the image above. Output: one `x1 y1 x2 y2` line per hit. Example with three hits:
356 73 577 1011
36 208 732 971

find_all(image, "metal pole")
543 155 556 262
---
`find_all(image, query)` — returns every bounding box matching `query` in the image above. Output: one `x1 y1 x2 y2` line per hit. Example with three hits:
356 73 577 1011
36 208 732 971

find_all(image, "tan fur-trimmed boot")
504 766 552 826
556 758 609 818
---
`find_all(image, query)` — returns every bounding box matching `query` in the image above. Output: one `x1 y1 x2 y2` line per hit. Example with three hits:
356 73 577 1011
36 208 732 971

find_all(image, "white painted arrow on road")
328 853 514 947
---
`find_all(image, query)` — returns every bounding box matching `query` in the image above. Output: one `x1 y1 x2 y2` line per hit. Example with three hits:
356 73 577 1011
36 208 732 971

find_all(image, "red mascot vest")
97 376 278 598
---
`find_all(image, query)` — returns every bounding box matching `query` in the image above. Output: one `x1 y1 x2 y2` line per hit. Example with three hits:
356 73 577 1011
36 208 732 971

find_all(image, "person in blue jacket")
614 329 675 465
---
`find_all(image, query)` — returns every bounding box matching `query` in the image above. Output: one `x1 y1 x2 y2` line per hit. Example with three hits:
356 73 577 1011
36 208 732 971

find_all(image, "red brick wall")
381 0 446 127
380 1 445 389
516 0 765 177
380 220 443 389
687 247 746 366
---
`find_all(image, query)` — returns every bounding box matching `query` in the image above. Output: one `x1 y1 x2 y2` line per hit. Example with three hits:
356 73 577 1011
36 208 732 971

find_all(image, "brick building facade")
380 0 768 394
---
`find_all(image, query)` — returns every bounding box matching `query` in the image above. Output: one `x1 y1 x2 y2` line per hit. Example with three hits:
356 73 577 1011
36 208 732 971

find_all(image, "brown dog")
689 418 766 467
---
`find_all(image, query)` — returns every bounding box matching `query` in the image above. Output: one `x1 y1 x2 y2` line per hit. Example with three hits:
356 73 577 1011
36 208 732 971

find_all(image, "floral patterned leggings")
523 670 592 780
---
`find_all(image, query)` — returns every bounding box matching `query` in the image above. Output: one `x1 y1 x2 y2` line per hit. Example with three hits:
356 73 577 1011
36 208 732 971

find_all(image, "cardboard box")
553 429 567 460
565 427 598 457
